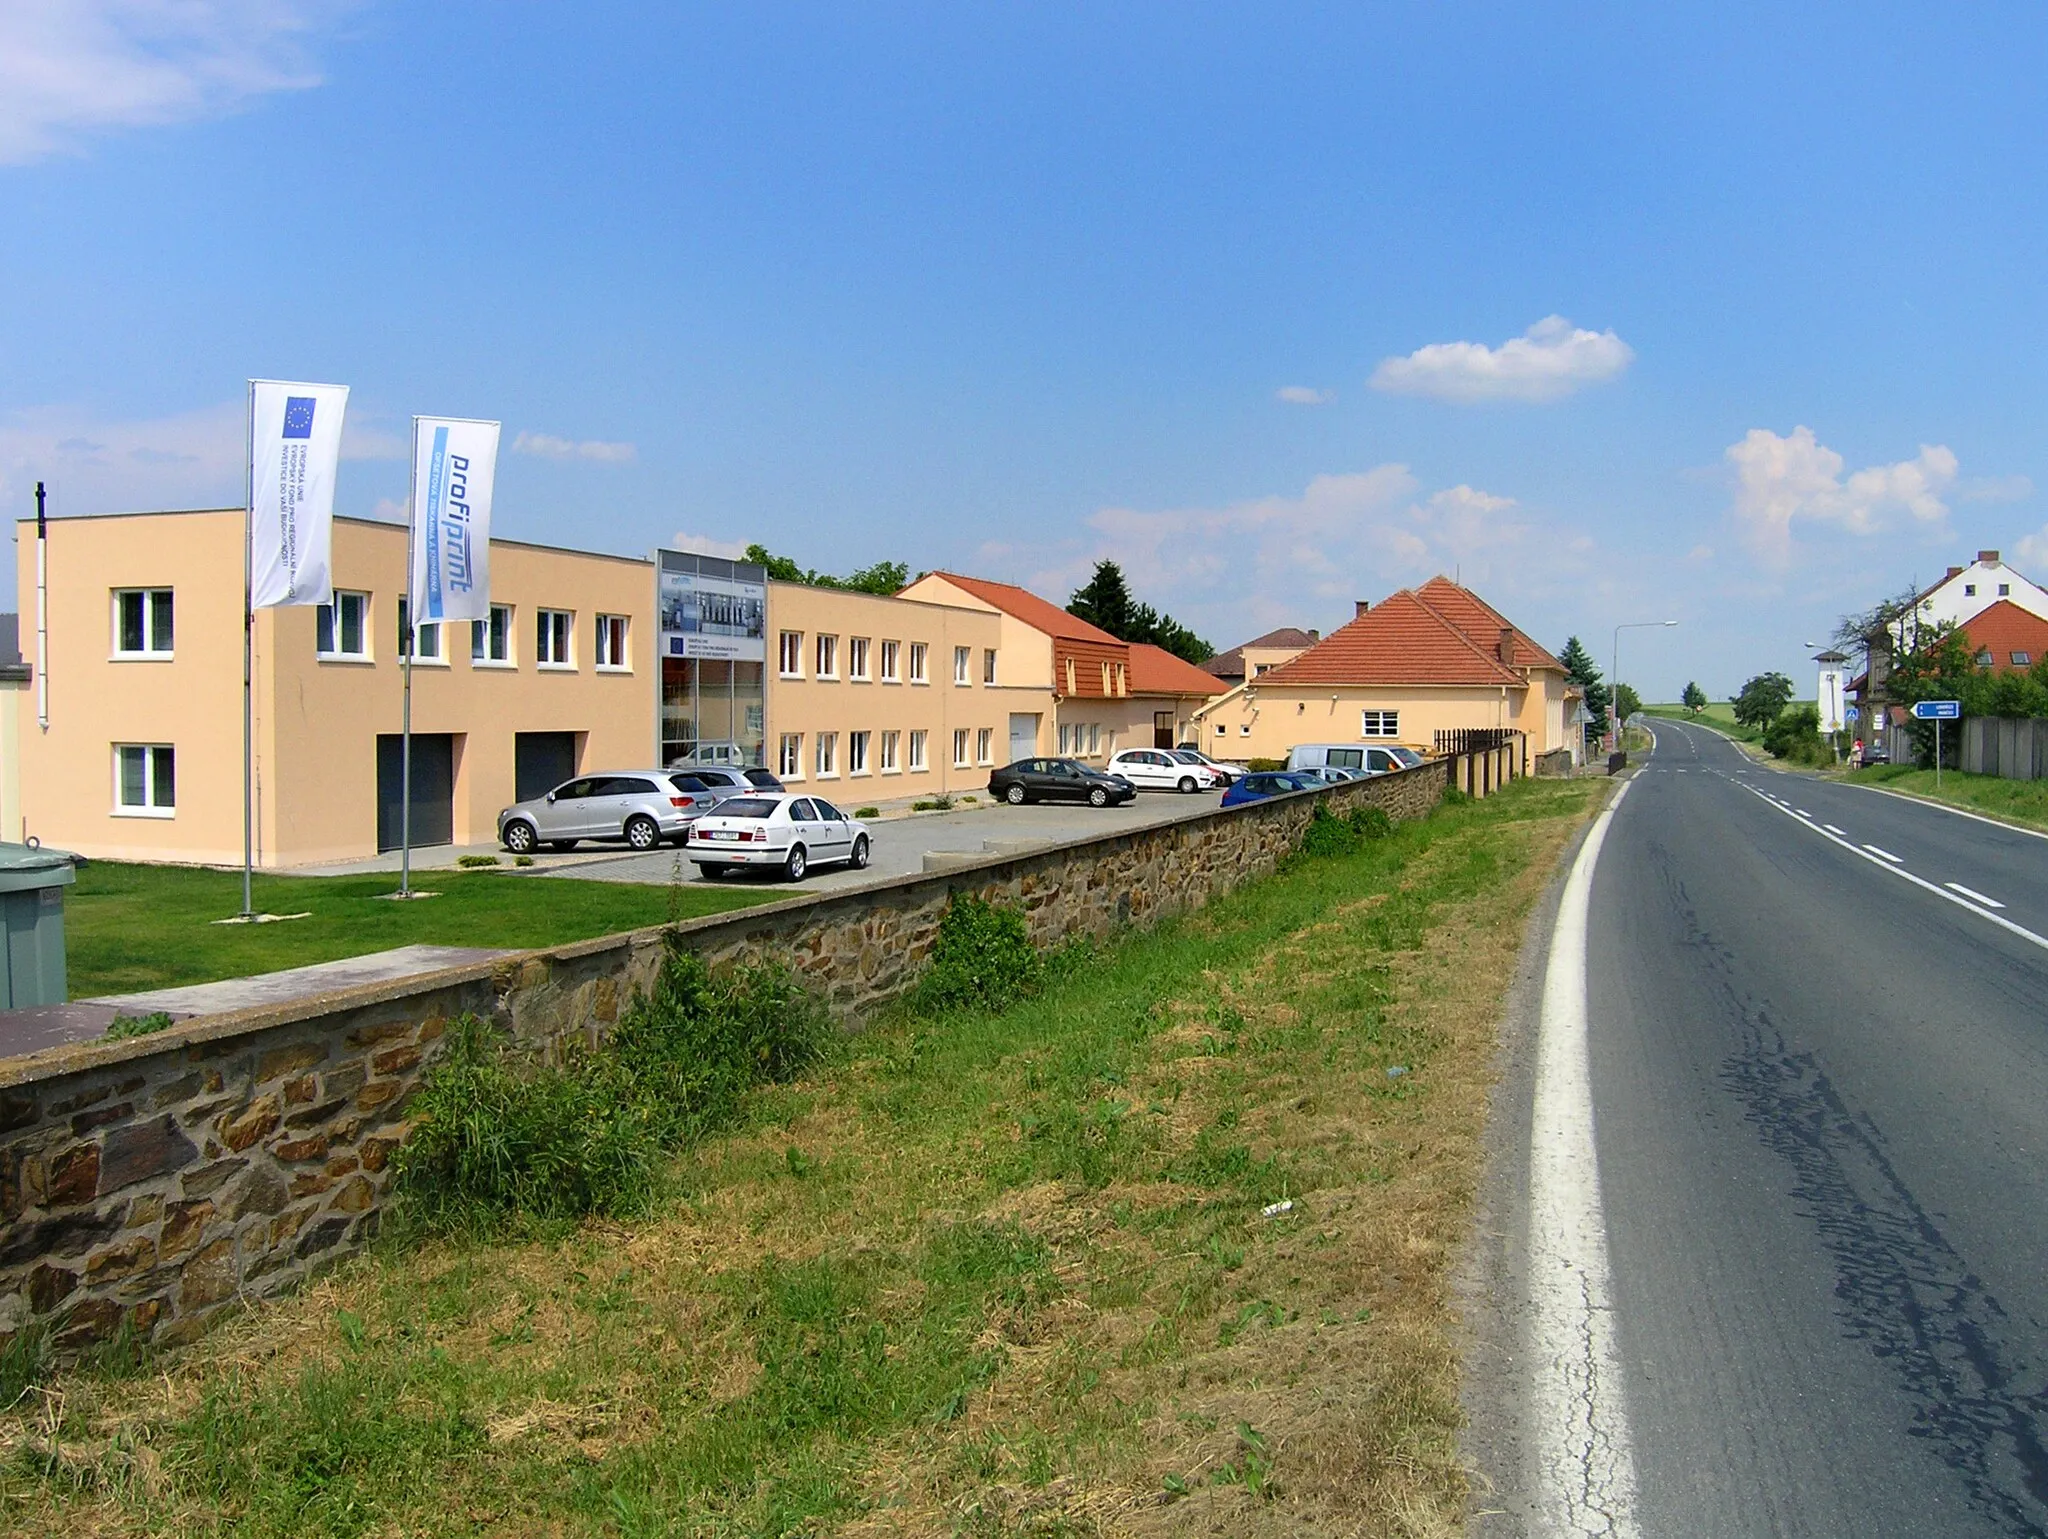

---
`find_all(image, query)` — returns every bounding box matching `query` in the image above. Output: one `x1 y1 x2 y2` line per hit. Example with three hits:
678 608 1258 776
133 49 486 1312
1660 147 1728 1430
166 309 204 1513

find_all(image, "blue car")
1220 770 1319 808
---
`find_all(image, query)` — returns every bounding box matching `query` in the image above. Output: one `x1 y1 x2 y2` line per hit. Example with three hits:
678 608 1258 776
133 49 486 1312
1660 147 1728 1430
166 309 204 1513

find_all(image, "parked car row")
497 764 784 853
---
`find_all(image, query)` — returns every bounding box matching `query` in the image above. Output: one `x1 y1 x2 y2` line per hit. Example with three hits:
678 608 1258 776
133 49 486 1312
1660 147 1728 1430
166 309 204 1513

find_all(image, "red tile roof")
1202 626 1320 678
1258 588 1525 686
920 571 1123 646
1961 600 2048 670
1413 576 1565 671
1129 643 1229 697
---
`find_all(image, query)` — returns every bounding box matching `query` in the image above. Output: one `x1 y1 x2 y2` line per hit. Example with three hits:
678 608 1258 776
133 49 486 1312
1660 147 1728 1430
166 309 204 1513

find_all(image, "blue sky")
4 2 2047 699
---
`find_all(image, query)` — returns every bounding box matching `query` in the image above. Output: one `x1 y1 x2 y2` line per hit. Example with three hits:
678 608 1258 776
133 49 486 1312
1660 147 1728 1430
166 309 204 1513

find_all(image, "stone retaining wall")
0 760 1460 1352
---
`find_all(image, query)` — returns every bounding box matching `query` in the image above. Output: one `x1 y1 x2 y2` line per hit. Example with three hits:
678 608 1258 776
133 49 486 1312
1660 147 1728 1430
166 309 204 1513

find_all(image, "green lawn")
65 862 775 999
1844 764 2048 833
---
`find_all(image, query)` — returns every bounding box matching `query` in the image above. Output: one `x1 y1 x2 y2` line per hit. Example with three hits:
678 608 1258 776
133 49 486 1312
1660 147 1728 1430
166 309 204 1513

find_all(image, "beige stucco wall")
1241 642 1310 678
0 676 25 843
896 574 1056 690
15 511 656 866
1191 670 1573 762
763 582 1052 796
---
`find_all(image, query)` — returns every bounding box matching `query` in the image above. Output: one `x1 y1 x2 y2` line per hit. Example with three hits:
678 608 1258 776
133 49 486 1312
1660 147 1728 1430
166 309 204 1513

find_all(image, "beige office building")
16 509 657 865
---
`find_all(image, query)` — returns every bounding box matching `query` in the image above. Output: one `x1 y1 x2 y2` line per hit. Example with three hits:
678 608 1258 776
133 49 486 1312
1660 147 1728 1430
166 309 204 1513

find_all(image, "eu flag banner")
248 380 349 607
407 417 500 626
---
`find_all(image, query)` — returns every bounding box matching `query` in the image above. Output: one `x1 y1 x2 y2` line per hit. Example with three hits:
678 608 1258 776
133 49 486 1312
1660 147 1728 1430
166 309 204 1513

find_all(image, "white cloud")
671 531 749 561
1725 425 1957 566
2015 527 2048 573
1686 543 1714 562
0 1 347 164
340 421 407 461
511 431 637 464
1369 315 1634 404
367 496 406 524
1275 385 1333 406
1956 473 2034 505
0 400 245 516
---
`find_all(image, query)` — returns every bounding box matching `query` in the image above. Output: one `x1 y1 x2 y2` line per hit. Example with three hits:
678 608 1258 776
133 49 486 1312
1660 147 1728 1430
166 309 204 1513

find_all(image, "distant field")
1644 702 1762 742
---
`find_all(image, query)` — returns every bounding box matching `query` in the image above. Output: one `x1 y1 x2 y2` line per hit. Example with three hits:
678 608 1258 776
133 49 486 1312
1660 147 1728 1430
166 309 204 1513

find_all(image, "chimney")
1307 629 1319 641
1498 625 1516 666
1354 600 1370 619
1946 566 1964 580
1979 549 2001 563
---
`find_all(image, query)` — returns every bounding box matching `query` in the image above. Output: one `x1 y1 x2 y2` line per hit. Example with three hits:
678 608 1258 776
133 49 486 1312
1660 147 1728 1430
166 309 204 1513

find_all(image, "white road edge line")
1945 881 2006 910
1741 787 2048 955
1862 844 1902 863
1530 778 1640 1538
1859 783 2048 844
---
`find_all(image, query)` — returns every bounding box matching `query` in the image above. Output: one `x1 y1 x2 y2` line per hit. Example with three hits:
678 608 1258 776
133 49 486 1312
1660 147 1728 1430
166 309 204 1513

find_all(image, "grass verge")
1643 702 1761 743
65 862 774 998
2 775 1605 1537
1843 763 2048 833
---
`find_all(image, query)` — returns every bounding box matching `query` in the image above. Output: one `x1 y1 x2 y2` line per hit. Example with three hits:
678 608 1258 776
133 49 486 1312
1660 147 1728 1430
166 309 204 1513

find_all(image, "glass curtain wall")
661 658 766 766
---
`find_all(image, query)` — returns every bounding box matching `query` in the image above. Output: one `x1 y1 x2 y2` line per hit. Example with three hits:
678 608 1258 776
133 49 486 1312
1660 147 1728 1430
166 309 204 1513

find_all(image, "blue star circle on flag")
282 397 316 440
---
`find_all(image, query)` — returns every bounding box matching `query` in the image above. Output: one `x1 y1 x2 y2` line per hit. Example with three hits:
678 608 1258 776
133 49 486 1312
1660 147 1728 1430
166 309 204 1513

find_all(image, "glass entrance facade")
661 657 766 766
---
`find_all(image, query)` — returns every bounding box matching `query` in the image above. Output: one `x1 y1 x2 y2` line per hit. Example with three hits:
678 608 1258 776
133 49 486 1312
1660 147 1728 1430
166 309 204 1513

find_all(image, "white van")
1287 743 1424 775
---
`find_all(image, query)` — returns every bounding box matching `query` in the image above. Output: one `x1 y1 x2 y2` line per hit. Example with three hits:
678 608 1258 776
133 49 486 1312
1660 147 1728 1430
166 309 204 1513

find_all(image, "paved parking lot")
537 787 1230 895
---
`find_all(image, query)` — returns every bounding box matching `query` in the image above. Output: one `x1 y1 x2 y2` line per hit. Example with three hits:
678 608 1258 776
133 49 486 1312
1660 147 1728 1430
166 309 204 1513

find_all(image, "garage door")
1008 713 1041 764
376 734 454 852
514 731 579 801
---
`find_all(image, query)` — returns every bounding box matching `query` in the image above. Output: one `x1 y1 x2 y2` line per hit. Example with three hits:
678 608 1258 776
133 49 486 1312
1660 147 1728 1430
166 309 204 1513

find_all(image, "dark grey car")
497 770 719 853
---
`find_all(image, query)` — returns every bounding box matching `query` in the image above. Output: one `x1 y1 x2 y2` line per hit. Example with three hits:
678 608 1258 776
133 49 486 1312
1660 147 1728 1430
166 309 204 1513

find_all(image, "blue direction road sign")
1912 699 1962 720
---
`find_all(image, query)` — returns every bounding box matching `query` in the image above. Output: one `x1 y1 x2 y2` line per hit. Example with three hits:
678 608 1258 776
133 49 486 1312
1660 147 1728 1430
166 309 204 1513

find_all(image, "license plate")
706 830 739 840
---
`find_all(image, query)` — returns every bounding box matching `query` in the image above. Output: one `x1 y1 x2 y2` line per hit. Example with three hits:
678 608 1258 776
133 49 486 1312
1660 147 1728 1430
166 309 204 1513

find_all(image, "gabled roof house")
1203 626 1320 686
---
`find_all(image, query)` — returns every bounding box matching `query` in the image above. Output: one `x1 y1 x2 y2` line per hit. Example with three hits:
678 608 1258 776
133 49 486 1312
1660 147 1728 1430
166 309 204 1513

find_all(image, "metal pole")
1936 717 1943 791
34 482 48 735
241 381 256 919
399 418 418 898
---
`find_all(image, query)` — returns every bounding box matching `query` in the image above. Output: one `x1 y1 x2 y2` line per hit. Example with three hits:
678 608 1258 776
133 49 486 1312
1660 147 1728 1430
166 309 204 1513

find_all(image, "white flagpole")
399 417 418 898
241 379 256 920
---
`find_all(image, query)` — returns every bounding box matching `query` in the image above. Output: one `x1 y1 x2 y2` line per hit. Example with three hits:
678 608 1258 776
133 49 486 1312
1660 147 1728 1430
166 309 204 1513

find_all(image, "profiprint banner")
408 417 500 624
249 380 349 607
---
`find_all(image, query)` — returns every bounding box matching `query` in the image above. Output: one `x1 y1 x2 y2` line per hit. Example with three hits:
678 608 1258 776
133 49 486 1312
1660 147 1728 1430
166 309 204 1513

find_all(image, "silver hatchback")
497 770 720 854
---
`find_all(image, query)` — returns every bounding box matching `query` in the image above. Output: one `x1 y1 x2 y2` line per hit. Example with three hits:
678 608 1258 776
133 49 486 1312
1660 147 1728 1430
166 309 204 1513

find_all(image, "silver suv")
498 771 721 854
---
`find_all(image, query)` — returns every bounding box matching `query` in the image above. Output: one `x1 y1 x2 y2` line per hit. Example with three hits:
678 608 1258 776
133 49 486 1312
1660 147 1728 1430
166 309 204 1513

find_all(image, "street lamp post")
1611 620 1678 751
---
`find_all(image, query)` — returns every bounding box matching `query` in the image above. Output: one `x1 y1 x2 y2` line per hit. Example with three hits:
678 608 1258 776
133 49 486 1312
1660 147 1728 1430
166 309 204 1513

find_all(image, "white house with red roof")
1189 577 1575 766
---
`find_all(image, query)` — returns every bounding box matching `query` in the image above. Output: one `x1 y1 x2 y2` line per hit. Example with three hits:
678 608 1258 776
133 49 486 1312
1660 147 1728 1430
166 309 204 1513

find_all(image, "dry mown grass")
0 777 1602 1538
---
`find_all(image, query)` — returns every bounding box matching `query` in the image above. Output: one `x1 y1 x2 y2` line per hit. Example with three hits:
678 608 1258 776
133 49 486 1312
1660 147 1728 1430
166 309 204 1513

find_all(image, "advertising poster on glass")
660 565 766 661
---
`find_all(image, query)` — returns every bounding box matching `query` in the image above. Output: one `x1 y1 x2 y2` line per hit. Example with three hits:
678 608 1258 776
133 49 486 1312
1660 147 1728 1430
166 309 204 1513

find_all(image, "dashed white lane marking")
1946 881 2006 909
1863 844 1902 863
1796 809 1812 818
1824 824 1848 836
1530 779 1641 1538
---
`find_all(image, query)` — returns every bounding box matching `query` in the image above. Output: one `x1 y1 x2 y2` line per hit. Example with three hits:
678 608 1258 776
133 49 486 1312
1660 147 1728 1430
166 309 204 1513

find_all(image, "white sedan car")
1105 748 1219 792
686 792 873 882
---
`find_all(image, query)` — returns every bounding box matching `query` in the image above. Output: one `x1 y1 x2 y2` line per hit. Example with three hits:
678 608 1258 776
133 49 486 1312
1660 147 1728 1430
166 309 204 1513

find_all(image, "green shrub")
104 1010 174 1040
456 854 500 868
855 807 880 819
393 938 829 1232
1440 785 1471 807
913 894 1042 1014
1347 804 1394 840
514 855 535 867
1245 758 1286 772
1298 804 1362 858
1762 702 1828 764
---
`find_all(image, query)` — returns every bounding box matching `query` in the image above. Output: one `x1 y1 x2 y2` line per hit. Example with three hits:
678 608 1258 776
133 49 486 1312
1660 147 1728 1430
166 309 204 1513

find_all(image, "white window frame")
816 633 839 680
815 731 839 778
880 639 901 683
909 642 929 685
983 648 998 685
848 637 871 682
778 733 804 780
908 729 928 771
975 727 993 765
779 630 804 678
111 588 174 660
397 598 446 667
1087 722 1100 755
1361 709 1399 739
317 591 372 662
849 730 871 776
953 727 970 767
472 604 514 667
595 614 631 671
113 743 176 817
1058 724 1071 754
954 645 971 685
537 609 575 670
880 730 901 773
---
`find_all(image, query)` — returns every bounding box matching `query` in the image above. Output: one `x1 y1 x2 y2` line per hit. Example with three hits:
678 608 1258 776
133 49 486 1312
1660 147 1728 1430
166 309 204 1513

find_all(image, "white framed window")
816 731 839 777
1240 723 1252 737
1361 709 1399 738
2014 651 2034 667
880 640 901 682
112 589 174 658
113 744 175 816
848 637 871 681
472 604 513 666
1087 723 1100 755
1058 724 1072 754
880 730 900 772
397 598 444 664
537 609 574 668
595 614 630 670
849 730 871 775
316 591 371 660
1100 661 1112 695
909 729 928 771
954 645 971 685
983 648 998 684
779 630 804 678
779 733 803 779
816 634 838 679
909 642 929 684
953 727 970 767
1215 723 1227 737
976 727 993 764
2000 583 2012 596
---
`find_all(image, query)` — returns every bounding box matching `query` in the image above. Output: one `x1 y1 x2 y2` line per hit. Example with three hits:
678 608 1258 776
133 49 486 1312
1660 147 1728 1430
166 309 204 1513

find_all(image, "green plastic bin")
0 844 77 1008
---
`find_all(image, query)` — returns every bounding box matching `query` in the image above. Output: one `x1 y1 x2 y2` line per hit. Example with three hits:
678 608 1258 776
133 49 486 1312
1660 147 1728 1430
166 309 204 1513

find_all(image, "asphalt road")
540 785 1229 894
1551 719 2048 1536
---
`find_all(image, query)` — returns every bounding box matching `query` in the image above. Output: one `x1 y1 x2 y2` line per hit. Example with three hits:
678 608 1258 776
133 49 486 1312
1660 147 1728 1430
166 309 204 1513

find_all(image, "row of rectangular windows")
777 632 995 686
110 588 629 671
774 726 1000 780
